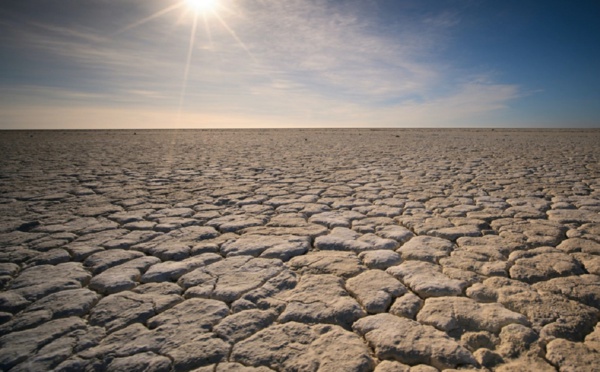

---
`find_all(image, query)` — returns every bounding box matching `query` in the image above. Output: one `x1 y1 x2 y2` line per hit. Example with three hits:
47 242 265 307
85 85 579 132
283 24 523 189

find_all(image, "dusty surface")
0 128 599 371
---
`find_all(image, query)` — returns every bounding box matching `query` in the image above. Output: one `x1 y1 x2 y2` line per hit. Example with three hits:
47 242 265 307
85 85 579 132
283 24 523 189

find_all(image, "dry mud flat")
0 128 599 372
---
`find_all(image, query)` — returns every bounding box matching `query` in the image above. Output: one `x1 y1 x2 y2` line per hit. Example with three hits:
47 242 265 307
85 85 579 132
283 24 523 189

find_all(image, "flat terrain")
1 129 599 371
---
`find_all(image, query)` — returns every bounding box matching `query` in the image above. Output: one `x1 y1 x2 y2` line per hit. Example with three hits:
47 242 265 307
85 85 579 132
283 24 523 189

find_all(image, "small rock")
586 323 600 352
546 338 600 372
417 296 529 334
214 309 278 343
102 230 160 250
353 217 394 233
167 225 220 241
314 227 372 252
387 261 467 298
557 238 600 254
215 362 274 371
287 251 366 278
442 267 486 285
495 220 566 247
123 221 156 231
76 205 123 217
77 323 161 361
206 214 266 233
498 324 539 358
533 274 600 309
353 313 476 370
25 288 99 318
0 263 20 277
89 291 181 333
107 210 153 224
241 224 328 239
221 235 309 261
89 256 160 294
179 256 286 303
89 268 141 294
430 225 481 241
26 248 70 266
409 365 439 372
10 263 90 301
142 253 221 283
0 291 30 313
467 277 598 341
132 282 183 296
84 249 144 274
0 246 40 264
0 317 89 370
148 298 229 346
374 360 410 372
63 243 104 261
231 322 374 371
547 209 600 224
278 274 365 328
346 270 407 314
107 352 172 372
567 222 600 243
573 253 600 275
366 205 403 218
309 210 365 228
473 348 504 368
461 331 498 352
396 236 453 263
152 207 195 218
508 247 584 284
231 269 297 312
0 309 52 334
457 235 522 256
440 249 508 277
359 250 402 270
358 233 399 250
165 334 230 371
494 356 556 372
389 292 423 319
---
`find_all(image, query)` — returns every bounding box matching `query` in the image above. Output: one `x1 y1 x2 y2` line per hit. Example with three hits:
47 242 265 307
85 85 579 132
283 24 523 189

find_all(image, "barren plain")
1 129 599 371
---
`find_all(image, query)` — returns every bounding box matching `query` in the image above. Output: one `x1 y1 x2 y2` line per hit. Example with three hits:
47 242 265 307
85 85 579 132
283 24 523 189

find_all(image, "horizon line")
2 127 599 131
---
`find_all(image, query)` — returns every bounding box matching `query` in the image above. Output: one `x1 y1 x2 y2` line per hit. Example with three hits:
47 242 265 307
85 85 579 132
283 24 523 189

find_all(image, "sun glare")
186 0 218 13
116 0 246 124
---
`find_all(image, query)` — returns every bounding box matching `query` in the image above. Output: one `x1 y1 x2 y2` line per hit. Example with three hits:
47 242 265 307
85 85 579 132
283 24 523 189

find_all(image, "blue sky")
1 0 599 129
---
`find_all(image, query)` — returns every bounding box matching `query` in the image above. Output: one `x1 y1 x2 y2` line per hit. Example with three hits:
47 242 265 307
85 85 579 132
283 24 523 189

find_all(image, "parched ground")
1 128 599 372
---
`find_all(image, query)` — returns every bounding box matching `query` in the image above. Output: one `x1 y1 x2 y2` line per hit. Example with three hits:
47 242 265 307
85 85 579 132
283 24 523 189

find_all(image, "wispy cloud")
1 81 520 129
0 0 522 128
233 0 440 101
382 82 521 126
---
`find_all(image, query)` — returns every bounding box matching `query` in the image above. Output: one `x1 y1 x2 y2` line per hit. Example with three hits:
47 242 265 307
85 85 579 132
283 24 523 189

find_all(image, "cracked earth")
1 129 599 371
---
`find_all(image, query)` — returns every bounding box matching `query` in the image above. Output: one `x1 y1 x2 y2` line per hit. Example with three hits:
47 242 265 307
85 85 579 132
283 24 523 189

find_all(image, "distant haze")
1 0 599 129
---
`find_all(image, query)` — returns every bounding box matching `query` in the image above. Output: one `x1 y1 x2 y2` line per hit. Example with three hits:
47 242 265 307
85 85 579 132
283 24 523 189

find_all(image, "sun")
185 0 218 13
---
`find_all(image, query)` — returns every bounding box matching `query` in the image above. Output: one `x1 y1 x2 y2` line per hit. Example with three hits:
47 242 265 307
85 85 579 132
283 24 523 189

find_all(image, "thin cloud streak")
0 0 522 128
237 0 439 100
1 82 520 128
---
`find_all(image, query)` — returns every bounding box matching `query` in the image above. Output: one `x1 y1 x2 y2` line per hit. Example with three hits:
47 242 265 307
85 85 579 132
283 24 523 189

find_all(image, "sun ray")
213 13 256 62
186 0 218 14
112 3 183 36
110 0 253 123
177 11 200 123
202 12 214 50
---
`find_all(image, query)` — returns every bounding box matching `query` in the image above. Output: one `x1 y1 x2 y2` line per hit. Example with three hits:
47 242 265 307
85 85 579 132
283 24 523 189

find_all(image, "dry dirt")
1 129 599 371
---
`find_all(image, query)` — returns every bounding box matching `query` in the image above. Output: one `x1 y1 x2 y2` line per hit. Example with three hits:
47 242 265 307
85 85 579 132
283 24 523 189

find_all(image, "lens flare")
115 0 252 124
186 0 218 13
